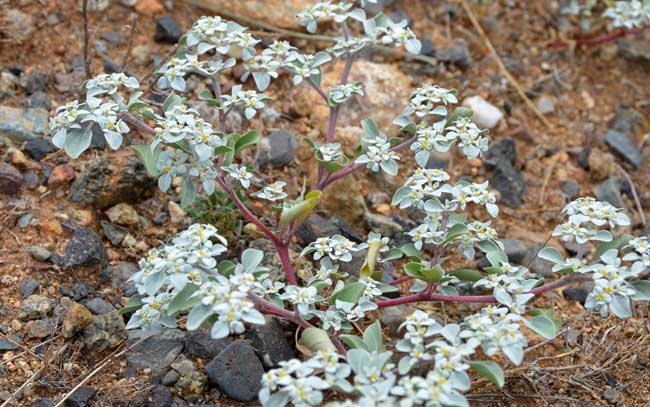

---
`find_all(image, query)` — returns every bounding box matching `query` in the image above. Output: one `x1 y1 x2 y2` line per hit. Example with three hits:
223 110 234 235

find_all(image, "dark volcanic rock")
65 386 96 407
256 129 298 168
184 329 230 360
23 138 53 160
490 162 527 208
51 224 108 269
604 130 643 168
154 17 181 44
0 163 23 195
563 287 588 305
68 154 155 210
205 339 264 401
484 138 516 170
246 316 295 368
127 329 185 372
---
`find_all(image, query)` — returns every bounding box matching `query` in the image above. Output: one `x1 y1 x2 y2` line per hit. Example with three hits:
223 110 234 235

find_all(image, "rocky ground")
1 0 650 406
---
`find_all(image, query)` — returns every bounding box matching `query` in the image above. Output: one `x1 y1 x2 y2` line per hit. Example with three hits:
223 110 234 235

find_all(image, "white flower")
355 143 400 176
317 143 343 162
328 82 364 105
254 181 288 201
222 85 270 119
221 164 253 188
297 1 355 33
281 285 322 316
603 1 650 29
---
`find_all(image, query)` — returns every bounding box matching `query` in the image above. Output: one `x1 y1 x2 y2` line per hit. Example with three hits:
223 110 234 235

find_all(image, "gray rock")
83 298 114 315
19 70 48 94
603 388 620 405
246 317 295 368
0 163 23 195
484 138 516 170
0 71 18 99
82 311 127 352
3 9 34 43
205 339 264 401
435 40 472 69
618 38 650 69
381 305 413 337
560 180 580 200
612 106 645 135
155 17 181 44
109 261 138 289
536 95 555 114
100 220 128 245
490 162 527 208
100 31 124 45
161 370 181 386
127 329 185 372
563 287 588 305
296 213 341 246
17 213 33 228
149 385 172 407
0 106 49 144
65 386 96 407
19 278 40 298
364 212 403 237
0 335 21 351
23 138 53 160
32 398 55 407
72 282 93 300
51 225 108 269
502 239 531 264
604 130 643 168
256 129 298 168
184 330 230 360
26 91 51 110
596 177 624 208
28 319 53 338
18 295 52 320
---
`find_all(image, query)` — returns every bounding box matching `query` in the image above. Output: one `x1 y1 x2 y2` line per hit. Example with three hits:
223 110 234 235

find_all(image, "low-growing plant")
49 1 650 406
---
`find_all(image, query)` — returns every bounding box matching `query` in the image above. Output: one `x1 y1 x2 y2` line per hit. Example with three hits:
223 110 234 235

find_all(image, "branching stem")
375 273 592 308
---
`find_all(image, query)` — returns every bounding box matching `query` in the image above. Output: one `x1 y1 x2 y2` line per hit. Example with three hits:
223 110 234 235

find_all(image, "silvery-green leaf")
415 149 430 167
252 71 270 91
363 320 382 352
186 304 213 331
210 320 230 338
631 280 650 300
180 176 196 208
501 344 523 365
538 247 564 264
469 361 504 388
64 127 93 159
241 248 264 273
525 315 558 339
380 159 398 176
610 295 632 318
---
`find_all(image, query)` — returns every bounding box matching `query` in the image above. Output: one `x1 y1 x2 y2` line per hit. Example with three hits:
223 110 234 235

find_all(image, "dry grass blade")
459 0 553 131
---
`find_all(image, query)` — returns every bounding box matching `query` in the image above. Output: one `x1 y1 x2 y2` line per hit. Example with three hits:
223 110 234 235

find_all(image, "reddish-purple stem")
277 243 298 286
376 273 592 308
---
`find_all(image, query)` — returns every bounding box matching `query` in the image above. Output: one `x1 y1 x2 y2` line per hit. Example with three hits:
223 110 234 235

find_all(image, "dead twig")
615 163 646 225
121 13 138 73
53 335 150 407
1 344 68 407
539 153 561 205
81 0 92 79
459 0 553 132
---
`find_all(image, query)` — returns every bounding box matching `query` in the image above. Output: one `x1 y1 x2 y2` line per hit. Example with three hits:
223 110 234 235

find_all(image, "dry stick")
187 0 438 67
0 332 42 360
616 163 647 226
539 153 560 205
81 0 91 80
121 13 139 73
53 336 151 407
1 344 69 407
459 0 552 131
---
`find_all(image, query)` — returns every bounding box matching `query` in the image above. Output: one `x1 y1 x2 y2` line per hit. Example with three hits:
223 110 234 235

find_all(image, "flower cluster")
49 73 140 158
297 1 356 33
301 235 369 262
328 82 365 106
127 224 266 337
603 0 650 29
583 249 638 318
552 197 630 244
